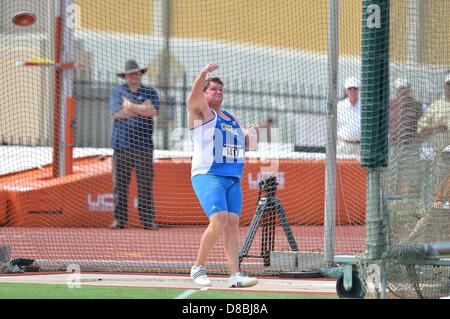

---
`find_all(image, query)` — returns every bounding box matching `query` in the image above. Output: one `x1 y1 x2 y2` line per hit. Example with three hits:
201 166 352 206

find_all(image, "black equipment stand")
239 176 299 267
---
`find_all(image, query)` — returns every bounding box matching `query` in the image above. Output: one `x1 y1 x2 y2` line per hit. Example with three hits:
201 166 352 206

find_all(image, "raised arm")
186 63 218 126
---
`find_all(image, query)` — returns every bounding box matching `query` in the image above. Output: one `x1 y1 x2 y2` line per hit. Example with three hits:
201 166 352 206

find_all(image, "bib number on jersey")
222 146 244 160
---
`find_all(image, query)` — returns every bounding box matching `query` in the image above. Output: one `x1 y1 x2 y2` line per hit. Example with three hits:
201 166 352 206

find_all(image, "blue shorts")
191 175 243 218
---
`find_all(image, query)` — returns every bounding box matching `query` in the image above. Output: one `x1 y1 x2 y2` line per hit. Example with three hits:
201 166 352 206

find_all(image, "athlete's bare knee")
224 214 239 233
209 212 229 230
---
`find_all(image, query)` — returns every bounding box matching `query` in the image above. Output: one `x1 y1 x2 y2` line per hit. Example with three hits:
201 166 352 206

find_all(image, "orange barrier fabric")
0 190 7 225
0 156 366 227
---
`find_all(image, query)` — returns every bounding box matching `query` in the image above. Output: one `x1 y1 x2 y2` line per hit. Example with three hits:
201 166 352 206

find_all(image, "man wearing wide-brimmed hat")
108 59 160 230
116 60 148 78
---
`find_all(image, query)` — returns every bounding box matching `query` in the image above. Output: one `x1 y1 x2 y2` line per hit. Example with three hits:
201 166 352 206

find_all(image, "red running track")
0 226 364 265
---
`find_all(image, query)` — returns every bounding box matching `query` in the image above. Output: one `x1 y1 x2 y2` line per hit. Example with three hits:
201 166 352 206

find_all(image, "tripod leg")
275 198 299 251
239 200 267 264
261 213 268 260
266 210 277 267
269 210 276 253
261 208 276 267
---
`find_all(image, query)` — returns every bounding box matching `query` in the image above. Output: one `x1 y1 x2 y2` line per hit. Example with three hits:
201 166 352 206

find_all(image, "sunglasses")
347 87 359 90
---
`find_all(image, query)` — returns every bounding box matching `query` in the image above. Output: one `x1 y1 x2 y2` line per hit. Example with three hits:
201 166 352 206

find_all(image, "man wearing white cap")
417 74 450 206
337 76 361 156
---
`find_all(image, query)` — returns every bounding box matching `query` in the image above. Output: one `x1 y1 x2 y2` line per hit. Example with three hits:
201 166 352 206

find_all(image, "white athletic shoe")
228 272 258 288
190 265 212 286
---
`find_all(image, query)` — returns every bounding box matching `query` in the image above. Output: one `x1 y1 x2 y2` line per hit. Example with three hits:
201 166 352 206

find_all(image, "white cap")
344 76 360 89
445 74 450 83
394 78 409 90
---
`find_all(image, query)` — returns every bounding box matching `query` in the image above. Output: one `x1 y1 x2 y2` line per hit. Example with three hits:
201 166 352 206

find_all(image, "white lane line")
174 289 197 299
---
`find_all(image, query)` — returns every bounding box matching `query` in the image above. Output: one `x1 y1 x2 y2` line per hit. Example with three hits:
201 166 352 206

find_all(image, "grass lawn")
0 283 336 299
